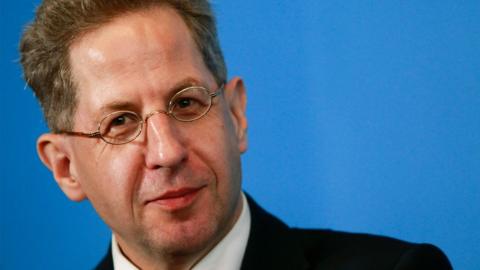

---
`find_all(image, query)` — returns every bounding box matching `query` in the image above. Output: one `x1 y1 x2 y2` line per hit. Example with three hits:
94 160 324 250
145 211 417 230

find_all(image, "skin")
37 6 248 270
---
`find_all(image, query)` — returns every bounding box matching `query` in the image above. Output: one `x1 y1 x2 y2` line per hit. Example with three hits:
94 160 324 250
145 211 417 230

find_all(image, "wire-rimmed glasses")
58 84 224 145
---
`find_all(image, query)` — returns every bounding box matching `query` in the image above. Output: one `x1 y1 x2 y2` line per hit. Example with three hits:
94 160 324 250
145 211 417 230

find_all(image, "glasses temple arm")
210 84 225 97
59 131 101 138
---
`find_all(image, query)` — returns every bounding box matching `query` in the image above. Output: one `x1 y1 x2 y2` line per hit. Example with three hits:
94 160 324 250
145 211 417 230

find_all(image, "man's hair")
20 0 227 132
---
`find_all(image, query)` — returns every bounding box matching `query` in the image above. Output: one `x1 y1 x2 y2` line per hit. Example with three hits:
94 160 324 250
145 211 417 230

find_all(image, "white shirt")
112 193 251 270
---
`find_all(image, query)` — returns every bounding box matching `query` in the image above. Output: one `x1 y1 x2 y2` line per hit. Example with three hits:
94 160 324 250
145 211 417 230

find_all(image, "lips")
146 186 205 211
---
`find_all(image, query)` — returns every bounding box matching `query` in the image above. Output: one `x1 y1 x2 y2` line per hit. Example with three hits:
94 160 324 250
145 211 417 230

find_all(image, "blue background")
1 1 479 269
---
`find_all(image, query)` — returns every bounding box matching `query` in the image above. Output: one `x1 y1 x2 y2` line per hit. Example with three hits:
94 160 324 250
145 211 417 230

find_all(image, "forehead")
70 6 197 74
68 6 212 119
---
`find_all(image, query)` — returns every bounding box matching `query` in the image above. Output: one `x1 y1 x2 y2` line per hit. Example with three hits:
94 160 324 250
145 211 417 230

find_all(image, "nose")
144 112 188 169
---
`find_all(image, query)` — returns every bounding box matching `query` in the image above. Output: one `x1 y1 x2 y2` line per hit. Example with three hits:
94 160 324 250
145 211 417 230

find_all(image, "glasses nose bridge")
144 109 171 123
140 109 177 142
141 109 186 148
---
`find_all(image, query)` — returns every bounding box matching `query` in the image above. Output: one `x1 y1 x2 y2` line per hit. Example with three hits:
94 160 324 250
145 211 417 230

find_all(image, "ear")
37 133 86 202
224 77 248 153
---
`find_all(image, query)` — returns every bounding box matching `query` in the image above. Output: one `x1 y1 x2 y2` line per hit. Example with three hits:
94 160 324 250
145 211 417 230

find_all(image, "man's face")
62 7 247 256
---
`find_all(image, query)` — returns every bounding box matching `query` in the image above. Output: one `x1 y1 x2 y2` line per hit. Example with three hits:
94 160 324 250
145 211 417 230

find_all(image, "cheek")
108 149 143 190
193 113 242 191
73 144 144 218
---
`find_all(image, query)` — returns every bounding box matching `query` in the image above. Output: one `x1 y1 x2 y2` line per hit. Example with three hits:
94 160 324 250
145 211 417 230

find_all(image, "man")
20 0 452 269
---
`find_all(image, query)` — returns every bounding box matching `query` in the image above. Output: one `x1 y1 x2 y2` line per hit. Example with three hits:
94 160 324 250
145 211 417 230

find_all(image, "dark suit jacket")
95 196 453 270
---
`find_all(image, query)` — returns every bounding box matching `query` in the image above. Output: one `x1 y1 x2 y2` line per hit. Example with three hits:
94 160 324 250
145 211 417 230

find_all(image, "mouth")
146 186 206 211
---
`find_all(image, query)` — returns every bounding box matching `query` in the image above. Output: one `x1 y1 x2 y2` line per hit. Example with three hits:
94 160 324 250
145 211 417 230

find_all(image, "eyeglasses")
59 84 224 145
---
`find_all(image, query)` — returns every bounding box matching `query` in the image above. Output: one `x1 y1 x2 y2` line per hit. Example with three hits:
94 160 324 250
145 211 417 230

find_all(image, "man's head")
20 0 248 268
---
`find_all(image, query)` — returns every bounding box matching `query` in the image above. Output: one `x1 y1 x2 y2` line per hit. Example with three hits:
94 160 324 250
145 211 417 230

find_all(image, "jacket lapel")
241 195 309 270
94 246 113 270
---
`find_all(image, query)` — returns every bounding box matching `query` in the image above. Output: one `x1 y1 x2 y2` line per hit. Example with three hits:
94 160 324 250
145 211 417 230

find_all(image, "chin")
140 210 224 256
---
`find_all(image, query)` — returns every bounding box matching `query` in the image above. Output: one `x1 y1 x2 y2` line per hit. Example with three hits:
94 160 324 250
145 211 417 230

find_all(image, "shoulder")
244 195 452 269
290 228 453 270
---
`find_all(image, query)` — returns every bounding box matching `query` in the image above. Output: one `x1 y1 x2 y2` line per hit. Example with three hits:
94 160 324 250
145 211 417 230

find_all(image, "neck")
115 234 208 270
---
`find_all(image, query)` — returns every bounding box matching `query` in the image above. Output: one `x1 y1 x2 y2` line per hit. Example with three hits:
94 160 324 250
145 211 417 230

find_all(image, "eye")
100 111 140 142
169 87 211 121
107 113 137 128
111 115 128 126
176 97 195 108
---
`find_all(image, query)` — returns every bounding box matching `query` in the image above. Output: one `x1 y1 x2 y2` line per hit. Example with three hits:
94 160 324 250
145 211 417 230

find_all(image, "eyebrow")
169 77 205 94
95 101 138 124
96 77 208 118
99 101 137 114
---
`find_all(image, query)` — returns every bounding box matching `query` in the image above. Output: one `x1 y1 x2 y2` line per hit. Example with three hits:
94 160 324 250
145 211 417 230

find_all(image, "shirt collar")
112 192 251 270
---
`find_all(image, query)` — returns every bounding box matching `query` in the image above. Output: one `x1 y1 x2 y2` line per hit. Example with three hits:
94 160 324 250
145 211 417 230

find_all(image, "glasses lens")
170 87 212 121
99 111 141 144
